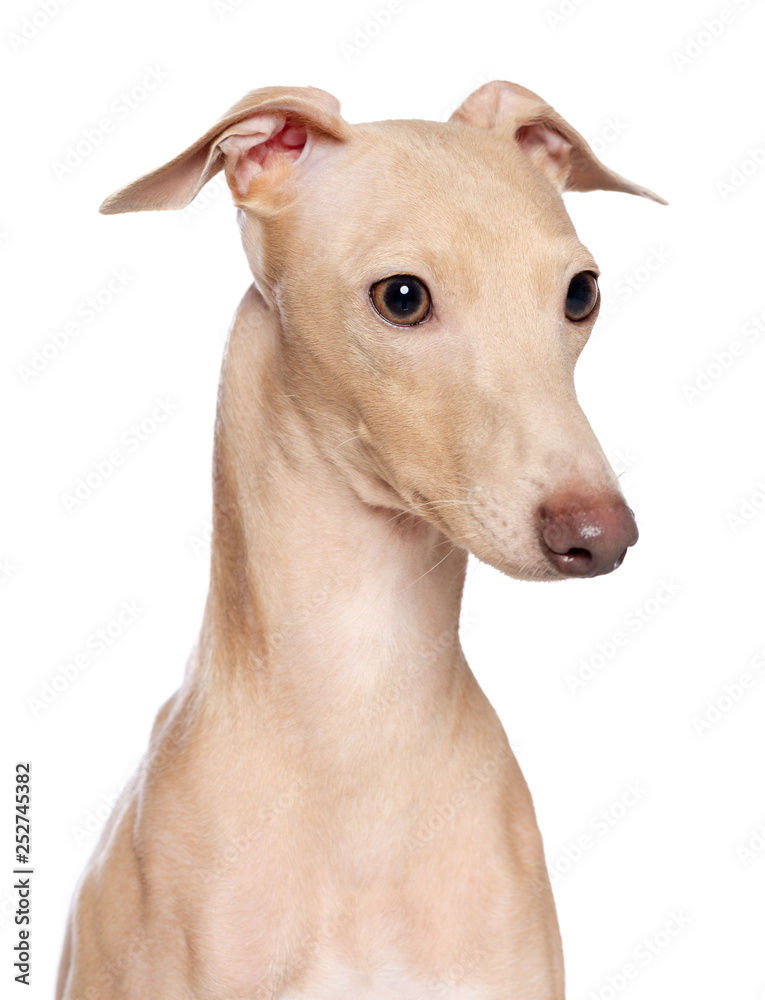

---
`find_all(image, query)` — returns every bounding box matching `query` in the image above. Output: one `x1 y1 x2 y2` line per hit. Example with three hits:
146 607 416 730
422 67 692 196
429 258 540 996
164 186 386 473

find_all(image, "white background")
3 0 765 997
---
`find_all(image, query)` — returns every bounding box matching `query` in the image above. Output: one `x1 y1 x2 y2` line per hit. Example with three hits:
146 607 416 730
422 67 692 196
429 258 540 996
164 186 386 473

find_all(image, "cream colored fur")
57 81 663 1000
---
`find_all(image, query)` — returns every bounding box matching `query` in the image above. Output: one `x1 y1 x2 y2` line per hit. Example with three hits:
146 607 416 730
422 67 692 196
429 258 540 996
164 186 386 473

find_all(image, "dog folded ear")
450 80 667 205
99 86 350 214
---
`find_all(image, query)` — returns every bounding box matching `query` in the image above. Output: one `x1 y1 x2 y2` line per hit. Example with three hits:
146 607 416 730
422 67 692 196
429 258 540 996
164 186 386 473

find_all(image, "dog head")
101 82 665 580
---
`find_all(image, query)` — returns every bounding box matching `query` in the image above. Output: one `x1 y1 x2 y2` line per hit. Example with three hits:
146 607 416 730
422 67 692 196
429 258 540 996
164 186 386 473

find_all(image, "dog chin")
431 509 562 583
480 546 564 583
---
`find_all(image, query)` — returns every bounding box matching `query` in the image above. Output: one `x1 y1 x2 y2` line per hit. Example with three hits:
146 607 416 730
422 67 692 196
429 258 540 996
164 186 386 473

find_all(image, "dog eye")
565 271 599 322
370 275 431 326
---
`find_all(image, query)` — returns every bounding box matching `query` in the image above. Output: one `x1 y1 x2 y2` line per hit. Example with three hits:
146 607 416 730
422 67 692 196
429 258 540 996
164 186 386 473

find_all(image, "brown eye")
370 275 431 326
565 271 599 322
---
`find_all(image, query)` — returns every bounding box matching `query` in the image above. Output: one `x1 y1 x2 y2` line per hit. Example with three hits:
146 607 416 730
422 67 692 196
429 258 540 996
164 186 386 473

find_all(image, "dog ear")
450 80 667 204
99 86 350 214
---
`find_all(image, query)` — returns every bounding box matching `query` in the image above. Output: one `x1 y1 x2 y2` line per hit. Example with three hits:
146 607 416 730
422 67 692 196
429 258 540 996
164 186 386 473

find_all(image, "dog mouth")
470 509 560 581
400 487 558 581
406 484 636 582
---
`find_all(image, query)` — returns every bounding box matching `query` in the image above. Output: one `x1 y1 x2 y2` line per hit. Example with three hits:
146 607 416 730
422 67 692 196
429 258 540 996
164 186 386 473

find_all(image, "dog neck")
192 286 469 750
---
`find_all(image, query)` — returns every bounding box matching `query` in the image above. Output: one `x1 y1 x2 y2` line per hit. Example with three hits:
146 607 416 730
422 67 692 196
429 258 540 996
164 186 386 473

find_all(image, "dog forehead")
327 118 543 212
284 119 582 289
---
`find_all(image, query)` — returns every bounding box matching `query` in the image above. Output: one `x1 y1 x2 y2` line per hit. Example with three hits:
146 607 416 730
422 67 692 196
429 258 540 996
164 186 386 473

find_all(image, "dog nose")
538 499 639 578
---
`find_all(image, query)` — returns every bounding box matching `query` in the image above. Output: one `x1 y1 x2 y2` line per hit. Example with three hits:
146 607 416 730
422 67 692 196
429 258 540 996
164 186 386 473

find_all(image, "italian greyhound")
57 81 664 1000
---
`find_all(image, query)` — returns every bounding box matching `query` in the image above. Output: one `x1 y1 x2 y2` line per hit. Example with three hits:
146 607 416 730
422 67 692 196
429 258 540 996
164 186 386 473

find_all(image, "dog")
57 81 664 1000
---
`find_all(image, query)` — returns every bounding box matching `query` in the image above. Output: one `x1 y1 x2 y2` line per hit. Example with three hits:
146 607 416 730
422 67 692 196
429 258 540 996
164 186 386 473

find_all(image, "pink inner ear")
219 116 310 198
247 118 308 171
516 122 571 189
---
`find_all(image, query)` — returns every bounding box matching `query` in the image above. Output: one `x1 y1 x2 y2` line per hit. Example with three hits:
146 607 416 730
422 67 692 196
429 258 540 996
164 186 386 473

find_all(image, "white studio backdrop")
3 0 764 997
